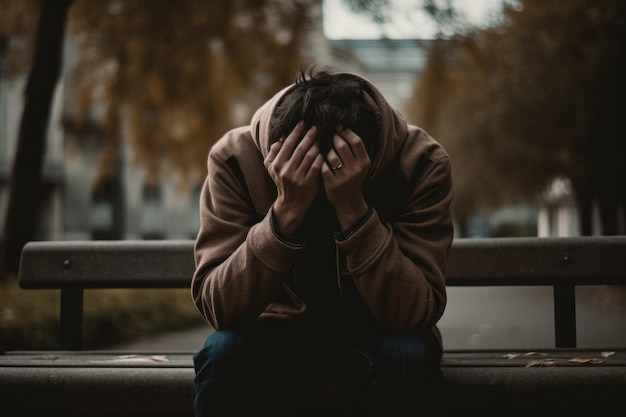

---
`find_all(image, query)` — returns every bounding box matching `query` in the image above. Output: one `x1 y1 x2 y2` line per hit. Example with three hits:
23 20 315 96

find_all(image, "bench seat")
2 348 625 417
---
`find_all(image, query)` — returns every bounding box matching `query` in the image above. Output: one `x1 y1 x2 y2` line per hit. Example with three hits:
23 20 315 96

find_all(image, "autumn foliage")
62 0 316 188
409 0 626 235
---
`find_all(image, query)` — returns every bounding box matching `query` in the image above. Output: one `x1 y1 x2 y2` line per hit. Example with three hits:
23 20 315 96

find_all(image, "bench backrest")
18 236 626 349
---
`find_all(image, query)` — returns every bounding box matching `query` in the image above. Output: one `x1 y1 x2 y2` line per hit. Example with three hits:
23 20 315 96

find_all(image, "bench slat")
446 236 626 285
19 236 626 289
19 240 196 289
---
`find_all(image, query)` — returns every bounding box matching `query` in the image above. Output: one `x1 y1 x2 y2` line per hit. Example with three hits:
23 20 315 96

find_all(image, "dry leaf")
503 353 521 359
89 354 169 364
525 358 557 367
568 357 605 364
523 352 548 356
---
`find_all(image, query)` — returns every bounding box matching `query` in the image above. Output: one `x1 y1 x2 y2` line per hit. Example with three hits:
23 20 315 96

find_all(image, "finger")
320 159 335 179
289 125 318 167
306 154 324 180
331 133 353 166
300 141 322 172
336 127 367 159
275 121 306 165
324 148 343 173
264 140 283 170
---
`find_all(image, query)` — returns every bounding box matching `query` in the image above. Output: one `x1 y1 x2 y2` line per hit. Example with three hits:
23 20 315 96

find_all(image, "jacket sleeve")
191 136 305 330
337 149 454 333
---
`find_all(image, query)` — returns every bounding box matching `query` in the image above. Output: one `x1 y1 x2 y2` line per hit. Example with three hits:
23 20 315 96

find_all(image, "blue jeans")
193 318 443 416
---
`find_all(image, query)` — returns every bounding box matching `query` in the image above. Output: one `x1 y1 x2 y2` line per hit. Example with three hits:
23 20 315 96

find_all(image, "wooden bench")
1 236 626 416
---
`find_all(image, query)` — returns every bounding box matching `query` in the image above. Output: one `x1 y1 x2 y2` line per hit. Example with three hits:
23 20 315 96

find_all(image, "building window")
91 176 123 240
141 184 164 239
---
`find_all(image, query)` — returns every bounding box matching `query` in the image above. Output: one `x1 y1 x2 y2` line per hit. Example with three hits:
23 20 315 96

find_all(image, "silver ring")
330 163 344 171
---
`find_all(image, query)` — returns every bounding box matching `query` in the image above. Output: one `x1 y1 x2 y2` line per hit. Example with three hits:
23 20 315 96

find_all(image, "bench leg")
554 284 576 348
60 287 84 350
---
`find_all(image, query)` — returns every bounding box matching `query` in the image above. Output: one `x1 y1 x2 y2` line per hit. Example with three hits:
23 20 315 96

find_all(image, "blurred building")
537 176 581 237
324 38 431 112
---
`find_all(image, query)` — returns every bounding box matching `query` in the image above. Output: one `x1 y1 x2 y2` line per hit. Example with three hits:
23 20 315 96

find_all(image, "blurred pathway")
107 324 213 352
107 286 626 351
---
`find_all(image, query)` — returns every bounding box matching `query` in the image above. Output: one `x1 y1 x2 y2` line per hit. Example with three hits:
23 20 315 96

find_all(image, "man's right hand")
264 122 323 239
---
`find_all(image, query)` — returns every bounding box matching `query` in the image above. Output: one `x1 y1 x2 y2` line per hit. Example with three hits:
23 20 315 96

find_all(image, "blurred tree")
0 0 72 277
409 0 626 236
63 0 317 188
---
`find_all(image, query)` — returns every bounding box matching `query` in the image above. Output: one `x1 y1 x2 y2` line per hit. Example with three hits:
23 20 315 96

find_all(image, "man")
192 66 454 416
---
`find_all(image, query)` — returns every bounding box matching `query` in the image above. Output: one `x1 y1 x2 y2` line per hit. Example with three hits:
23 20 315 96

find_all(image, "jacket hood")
250 72 409 185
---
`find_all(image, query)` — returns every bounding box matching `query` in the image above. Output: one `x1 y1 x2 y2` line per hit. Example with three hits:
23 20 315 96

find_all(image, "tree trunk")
0 0 73 279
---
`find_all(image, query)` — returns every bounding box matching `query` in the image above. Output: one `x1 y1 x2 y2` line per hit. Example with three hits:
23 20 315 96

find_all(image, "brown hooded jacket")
191 73 454 347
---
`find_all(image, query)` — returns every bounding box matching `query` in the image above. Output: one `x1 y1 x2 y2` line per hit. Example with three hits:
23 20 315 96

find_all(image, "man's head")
269 66 379 157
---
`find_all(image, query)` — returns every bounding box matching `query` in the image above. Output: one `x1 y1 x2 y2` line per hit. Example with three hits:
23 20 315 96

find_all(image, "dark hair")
269 66 379 156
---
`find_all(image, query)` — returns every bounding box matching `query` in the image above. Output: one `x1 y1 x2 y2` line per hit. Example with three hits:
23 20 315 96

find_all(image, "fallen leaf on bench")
503 354 521 359
525 358 557 367
568 357 605 364
89 355 170 364
522 351 548 356
601 351 616 358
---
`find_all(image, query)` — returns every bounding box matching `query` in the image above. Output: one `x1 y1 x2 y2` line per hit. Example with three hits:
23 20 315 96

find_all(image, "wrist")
335 199 369 231
272 199 306 239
